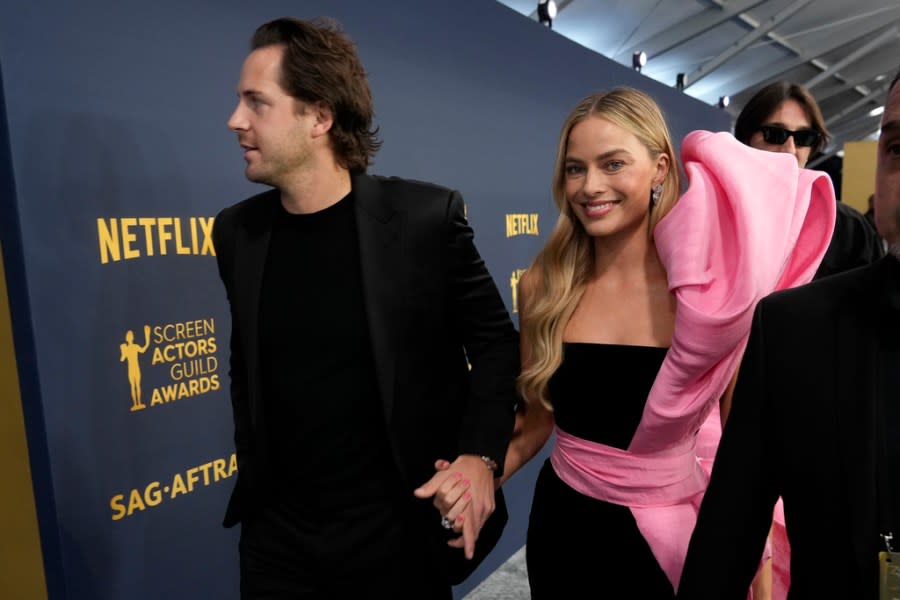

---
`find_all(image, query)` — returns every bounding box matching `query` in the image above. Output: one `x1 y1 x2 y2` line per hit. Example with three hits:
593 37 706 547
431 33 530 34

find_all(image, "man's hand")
413 455 496 560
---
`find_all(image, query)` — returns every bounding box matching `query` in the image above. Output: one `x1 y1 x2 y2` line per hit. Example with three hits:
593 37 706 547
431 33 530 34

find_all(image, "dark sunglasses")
759 125 821 148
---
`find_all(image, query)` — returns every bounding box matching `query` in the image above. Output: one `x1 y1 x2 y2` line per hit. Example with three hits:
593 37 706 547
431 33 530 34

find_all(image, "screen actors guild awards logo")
118 318 221 413
120 325 151 411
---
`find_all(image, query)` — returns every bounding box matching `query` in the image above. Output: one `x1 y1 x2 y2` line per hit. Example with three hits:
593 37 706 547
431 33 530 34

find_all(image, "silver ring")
440 515 454 530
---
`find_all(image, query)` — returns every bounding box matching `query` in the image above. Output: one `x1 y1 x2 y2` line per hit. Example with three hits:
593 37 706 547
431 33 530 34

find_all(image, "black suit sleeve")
677 302 780 599
444 191 519 476
212 208 254 523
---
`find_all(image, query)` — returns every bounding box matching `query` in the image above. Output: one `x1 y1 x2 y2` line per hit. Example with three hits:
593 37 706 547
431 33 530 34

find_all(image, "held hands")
413 455 496 560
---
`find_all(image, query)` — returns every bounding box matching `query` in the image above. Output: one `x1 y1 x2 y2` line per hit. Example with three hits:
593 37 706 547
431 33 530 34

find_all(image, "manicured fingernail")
454 472 462 479
463 492 471 500
456 515 465 523
462 479 470 486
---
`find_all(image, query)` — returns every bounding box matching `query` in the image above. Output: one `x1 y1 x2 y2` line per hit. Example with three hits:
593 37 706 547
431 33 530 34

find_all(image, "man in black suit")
212 17 518 599
678 68 900 599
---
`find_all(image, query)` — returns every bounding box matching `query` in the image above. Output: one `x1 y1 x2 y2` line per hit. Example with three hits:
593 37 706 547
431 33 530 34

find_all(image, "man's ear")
309 101 334 138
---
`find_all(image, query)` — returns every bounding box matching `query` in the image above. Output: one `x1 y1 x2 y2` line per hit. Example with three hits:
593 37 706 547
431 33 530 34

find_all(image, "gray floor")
463 546 530 600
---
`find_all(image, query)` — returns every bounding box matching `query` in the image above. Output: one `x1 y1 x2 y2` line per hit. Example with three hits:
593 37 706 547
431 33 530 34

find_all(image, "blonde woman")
435 87 836 597
511 88 682 598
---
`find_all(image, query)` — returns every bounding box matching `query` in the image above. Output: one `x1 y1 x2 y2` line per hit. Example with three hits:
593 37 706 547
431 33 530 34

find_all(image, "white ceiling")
496 0 900 164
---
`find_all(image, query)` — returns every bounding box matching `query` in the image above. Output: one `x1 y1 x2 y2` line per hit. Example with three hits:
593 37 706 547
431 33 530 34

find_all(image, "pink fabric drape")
550 130 836 592
772 501 790 598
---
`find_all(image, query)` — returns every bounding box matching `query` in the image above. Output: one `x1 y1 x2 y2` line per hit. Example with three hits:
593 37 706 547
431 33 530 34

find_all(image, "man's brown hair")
251 17 381 172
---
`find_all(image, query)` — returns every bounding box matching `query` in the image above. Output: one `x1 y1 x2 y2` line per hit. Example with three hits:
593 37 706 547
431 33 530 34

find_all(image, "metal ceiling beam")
803 26 899 90
816 68 897 104
828 112 882 139
824 81 892 127
807 117 882 169
613 0 769 62
726 55 823 98
683 0 814 90
843 123 882 142
813 113 882 160
680 0 818 97
825 83 891 127
723 19 900 98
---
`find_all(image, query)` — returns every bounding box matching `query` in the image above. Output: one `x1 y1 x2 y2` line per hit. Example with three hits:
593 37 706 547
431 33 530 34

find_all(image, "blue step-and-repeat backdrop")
0 1 729 598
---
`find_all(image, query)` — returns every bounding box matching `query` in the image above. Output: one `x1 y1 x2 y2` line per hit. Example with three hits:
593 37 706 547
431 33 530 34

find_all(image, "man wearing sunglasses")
734 81 884 280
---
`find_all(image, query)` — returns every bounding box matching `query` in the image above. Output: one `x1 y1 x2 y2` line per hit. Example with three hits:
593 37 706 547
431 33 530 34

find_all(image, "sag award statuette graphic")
120 325 151 411
118 318 220 412
510 269 526 313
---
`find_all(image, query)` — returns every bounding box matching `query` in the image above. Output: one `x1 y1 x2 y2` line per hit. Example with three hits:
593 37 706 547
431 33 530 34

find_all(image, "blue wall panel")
0 1 730 598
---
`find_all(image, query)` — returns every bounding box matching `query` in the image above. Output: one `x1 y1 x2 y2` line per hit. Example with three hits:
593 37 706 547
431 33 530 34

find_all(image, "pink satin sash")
551 428 706 507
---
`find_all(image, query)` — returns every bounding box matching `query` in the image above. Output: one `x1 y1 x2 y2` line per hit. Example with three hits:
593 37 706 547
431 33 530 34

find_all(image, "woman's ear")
653 153 670 186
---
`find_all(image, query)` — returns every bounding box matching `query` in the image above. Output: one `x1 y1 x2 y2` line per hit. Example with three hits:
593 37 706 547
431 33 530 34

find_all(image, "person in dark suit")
734 80 883 280
677 68 900 599
730 80 886 600
212 17 519 599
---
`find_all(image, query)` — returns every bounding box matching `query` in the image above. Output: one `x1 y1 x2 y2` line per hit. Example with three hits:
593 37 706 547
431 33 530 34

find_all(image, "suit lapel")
835 264 881 583
235 190 277 432
352 173 404 423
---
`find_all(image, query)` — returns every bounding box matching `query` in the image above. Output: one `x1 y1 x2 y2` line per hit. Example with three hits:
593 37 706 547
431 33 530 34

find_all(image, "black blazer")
212 173 519 581
678 257 900 599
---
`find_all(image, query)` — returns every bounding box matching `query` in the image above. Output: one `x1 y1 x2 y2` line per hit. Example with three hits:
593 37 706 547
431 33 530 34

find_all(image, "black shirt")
258 193 399 510
815 201 884 279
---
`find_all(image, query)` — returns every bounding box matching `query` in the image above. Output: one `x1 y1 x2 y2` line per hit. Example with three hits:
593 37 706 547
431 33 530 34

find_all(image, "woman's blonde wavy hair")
518 88 681 409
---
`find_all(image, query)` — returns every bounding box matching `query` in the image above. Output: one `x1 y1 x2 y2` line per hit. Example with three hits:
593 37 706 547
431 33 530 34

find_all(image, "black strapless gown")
526 343 675 599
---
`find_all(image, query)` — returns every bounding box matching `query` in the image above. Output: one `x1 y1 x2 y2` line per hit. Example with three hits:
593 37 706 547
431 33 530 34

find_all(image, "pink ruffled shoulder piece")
633 130 835 591
632 130 836 453
551 130 836 593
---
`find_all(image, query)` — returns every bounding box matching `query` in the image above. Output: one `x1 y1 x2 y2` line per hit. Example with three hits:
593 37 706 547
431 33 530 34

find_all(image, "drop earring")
650 184 663 207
